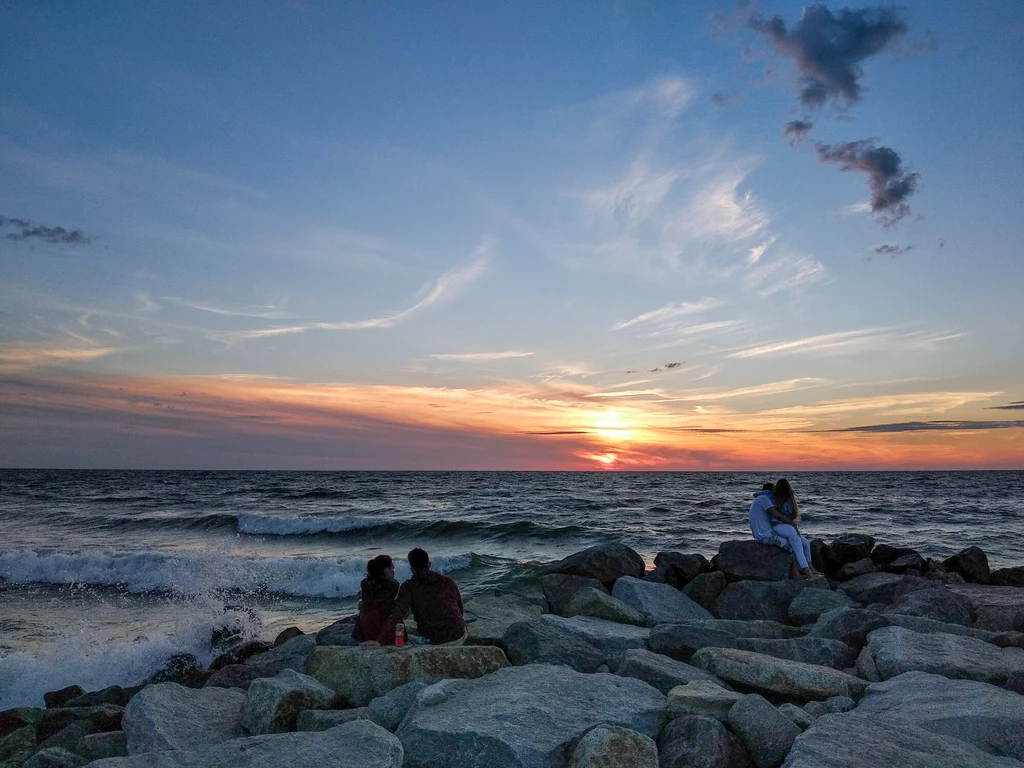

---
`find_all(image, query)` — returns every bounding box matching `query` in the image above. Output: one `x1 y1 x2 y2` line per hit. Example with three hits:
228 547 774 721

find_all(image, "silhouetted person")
352 554 400 643
379 548 467 645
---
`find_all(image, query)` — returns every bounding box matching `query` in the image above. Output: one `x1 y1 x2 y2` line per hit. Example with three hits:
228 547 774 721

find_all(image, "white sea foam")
0 598 261 710
236 512 382 535
0 549 473 598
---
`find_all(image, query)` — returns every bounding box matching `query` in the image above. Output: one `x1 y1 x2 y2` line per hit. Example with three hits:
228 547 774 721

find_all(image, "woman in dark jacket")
352 554 400 643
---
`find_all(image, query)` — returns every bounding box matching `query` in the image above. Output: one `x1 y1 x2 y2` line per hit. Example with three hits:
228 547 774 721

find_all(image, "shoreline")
3 534 1023 766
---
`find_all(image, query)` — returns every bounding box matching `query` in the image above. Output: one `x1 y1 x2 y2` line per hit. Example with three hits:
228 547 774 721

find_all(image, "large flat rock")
735 637 855 671
863 626 1024 685
88 720 403 767
303 645 509 707
689 648 867 700
948 584 1024 631
711 580 823 624
855 671 1024 760
396 664 666 768
611 576 713 625
717 540 793 582
782 712 1021 767
121 683 245 754
539 615 650 663
463 594 545 646
615 648 726 694
501 619 604 672
542 543 646 584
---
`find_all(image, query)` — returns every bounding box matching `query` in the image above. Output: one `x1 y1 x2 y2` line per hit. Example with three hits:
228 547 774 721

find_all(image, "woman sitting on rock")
352 554 400 643
771 478 817 579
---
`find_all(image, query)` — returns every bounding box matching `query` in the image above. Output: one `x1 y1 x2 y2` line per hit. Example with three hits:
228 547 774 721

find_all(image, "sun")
590 411 634 443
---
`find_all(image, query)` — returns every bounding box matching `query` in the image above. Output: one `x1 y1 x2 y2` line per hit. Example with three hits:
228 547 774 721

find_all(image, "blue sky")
1 1 1023 469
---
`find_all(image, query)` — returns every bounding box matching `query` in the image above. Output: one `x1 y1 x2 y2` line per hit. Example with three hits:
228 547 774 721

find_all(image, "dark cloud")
647 362 683 373
782 119 814 144
827 420 1024 433
987 401 1024 411
711 92 743 108
0 215 93 245
815 139 919 224
748 5 907 108
522 430 590 435
873 243 915 256
664 362 683 369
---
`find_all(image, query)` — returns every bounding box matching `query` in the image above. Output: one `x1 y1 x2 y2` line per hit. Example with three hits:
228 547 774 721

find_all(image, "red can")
395 622 405 647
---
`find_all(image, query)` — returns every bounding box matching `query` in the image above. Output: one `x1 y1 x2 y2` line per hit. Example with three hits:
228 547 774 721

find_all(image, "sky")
1 1 1023 470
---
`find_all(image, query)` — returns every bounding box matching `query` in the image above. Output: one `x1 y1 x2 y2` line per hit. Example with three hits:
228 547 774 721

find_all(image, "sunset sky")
1 1 1023 470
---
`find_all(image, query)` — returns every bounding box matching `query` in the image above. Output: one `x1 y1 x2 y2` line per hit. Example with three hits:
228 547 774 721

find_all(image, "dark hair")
773 478 799 522
366 554 393 579
408 547 430 572
762 482 774 491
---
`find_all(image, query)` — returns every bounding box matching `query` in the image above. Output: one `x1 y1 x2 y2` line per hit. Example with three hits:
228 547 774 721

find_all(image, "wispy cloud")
988 400 1024 411
664 378 829 402
745 252 825 296
0 343 122 372
431 351 534 361
611 298 720 331
827 420 1024 433
214 241 492 342
728 328 896 359
159 297 294 319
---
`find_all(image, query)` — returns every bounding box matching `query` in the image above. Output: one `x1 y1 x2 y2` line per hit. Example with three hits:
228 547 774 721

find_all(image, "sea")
1 469 1022 708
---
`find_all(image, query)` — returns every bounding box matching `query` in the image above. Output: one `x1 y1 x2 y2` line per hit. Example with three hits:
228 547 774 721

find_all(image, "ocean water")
1 469 1022 707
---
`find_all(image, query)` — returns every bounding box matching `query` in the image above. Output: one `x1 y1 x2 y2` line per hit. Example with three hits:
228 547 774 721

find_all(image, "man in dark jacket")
378 548 467 645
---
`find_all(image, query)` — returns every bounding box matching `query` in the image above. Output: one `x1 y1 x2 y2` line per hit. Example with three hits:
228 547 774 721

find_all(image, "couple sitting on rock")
351 547 468 647
749 478 821 580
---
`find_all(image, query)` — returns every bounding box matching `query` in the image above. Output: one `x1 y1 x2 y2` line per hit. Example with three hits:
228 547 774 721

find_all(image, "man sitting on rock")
749 482 812 579
378 547 468 646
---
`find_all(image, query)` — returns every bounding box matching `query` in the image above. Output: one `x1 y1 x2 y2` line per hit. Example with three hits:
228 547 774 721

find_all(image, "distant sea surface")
2 469 1022 707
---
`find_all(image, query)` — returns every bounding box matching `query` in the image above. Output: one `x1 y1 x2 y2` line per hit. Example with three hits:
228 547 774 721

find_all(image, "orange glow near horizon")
0 369 1021 469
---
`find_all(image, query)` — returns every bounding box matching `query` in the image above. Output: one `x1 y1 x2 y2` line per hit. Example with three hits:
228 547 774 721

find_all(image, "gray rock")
855 671 1024 759
37 718 94 753
566 586 648 626
693 620 807 640
368 682 429 732
295 708 370 731
667 680 744 721
992 632 1024 649
657 714 752 768
736 637 855 670
616 648 727 694
783 712 1021 767
806 607 889 649
948 584 1024 632
888 552 926 574
683 571 728 610
44 686 87 710
542 543 646 584
884 613 997 641
245 635 317 676
827 535 875 567
121 683 245 754
802 696 855 718
839 572 929 605
204 664 263 690
649 623 737 661
23 747 88 768
864 625 1024 684
991 566 1024 588
943 547 991 584
87 719 404 767
788 588 856 625
76 730 128 761
314 617 359 646
1006 671 1024 694
567 725 658 768
612 576 714 625
883 586 975 626
871 544 918 566
689 648 867 700
502 619 604 672
777 703 815 730
855 645 880 682
273 627 305 647
541 574 609 616
303 645 509 707
836 558 877 581
463 593 545 645
727 694 800 768
241 669 337 734
538 615 650 663
395 664 666 768
716 541 792 582
712 580 817 623
643 561 678 587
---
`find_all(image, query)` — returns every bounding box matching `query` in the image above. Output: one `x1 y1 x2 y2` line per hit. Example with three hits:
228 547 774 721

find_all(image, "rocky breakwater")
3 538 1024 768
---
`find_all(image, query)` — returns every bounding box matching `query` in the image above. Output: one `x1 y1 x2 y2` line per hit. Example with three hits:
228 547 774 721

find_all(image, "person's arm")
766 505 798 531
377 582 412 644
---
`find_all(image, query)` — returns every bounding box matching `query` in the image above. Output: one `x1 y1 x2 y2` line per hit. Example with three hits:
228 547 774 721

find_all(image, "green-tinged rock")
689 647 867 700
1 725 37 767
241 669 337 735
615 648 727 694
75 730 128 761
463 593 545 646
735 637 855 670
22 747 87 767
566 587 648 626
727 694 800 768
567 725 658 768
295 708 370 731
657 714 752 768
666 680 743 721
303 644 509 707
541 574 609 617
121 682 245 754
788 588 856 625
863 626 1024 684
43 688 85 711
611 576 714 625
778 703 815 730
